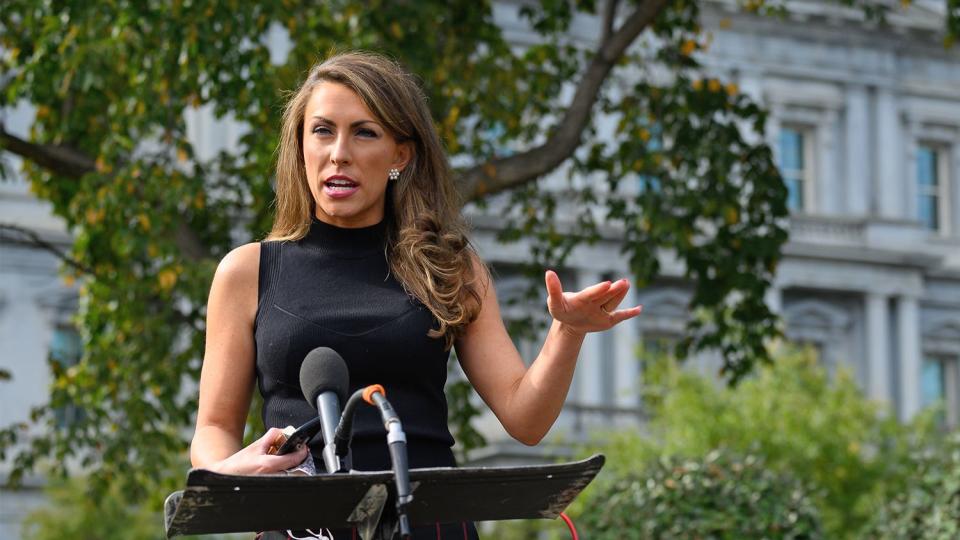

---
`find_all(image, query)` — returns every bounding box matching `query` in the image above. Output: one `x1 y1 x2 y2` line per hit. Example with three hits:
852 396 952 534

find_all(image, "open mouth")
323 176 360 199
324 179 358 192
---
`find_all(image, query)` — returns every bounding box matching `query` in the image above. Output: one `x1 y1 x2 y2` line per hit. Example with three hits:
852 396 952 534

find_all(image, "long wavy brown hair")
267 51 482 348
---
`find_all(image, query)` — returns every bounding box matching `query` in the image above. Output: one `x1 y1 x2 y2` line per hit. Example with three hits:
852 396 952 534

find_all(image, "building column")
845 84 870 216
577 270 605 406
951 140 960 236
613 283 640 408
767 104 783 151
865 292 890 404
897 295 922 420
876 88 902 219
819 108 841 214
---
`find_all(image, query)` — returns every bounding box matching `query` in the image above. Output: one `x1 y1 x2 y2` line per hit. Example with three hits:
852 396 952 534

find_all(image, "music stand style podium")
164 454 604 538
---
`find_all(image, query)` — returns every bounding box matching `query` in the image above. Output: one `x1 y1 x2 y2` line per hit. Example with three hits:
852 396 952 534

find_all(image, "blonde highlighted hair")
268 51 482 348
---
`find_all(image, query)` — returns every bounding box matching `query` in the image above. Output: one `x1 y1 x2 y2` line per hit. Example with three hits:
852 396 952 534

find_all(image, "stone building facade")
468 0 960 461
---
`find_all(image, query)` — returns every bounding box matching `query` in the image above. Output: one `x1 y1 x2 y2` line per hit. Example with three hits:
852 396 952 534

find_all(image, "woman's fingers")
548 270 615 302
598 279 630 311
259 427 287 454
578 280 614 301
260 444 310 472
545 270 643 328
211 428 311 475
609 305 643 324
544 270 564 303
599 281 643 323
257 427 309 473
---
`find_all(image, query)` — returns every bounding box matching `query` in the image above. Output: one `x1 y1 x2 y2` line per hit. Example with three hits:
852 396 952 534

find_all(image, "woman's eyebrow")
311 115 380 128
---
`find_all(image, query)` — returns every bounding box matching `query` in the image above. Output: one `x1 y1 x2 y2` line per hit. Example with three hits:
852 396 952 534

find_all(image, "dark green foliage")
580 451 824 539
21 467 246 540
861 432 960 539
632 351 924 536
446 378 487 463
565 350 940 539
22 475 160 540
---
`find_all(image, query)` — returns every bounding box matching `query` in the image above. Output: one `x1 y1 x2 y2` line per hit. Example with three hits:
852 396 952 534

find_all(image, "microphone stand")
336 386 413 540
333 389 363 460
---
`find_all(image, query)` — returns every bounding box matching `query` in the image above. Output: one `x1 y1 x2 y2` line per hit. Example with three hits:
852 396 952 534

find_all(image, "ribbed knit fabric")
254 217 457 471
254 217 481 539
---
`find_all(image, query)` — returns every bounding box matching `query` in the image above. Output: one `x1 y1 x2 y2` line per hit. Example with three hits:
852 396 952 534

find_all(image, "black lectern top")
164 454 605 538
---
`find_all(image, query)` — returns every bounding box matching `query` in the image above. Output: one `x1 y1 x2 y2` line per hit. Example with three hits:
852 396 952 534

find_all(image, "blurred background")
2 0 959 538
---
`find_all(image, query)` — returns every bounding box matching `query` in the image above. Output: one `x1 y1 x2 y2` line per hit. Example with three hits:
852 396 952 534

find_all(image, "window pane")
922 358 944 407
50 326 84 427
916 146 942 232
918 194 939 231
917 146 938 187
779 128 807 211
779 129 804 171
786 177 804 211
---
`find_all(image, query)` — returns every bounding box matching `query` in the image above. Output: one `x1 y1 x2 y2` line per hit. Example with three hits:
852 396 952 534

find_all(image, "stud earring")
388 168 400 181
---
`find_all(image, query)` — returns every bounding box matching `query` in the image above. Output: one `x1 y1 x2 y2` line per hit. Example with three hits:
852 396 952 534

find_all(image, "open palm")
544 270 643 334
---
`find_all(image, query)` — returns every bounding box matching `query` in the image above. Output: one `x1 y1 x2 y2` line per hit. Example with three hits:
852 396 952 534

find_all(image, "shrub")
580 450 824 539
21 475 159 540
860 432 960 539
572 349 937 538
20 466 245 540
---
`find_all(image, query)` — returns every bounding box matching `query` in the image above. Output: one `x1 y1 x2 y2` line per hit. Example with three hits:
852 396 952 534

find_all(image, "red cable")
559 512 579 540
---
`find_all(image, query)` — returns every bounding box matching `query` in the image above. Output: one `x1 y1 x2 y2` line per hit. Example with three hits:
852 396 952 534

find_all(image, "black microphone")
299 347 350 474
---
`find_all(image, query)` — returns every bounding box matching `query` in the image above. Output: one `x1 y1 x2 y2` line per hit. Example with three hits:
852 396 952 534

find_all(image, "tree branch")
0 124 95 178
1 124 211 262
0 223 94 275
455 0 669 204
601 0 620 45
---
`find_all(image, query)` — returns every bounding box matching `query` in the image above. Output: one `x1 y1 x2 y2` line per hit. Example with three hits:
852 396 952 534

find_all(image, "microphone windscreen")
299 347 350 407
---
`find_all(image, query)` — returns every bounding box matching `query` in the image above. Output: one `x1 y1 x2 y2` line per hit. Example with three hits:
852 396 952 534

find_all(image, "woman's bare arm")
190 243 308 473
455 261 641 445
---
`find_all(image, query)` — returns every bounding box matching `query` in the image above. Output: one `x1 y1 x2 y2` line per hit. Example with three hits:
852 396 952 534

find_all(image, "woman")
190 51 641 539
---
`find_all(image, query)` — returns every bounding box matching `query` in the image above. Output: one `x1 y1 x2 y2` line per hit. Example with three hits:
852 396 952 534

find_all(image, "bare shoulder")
208 243 261 321
214 243 261 286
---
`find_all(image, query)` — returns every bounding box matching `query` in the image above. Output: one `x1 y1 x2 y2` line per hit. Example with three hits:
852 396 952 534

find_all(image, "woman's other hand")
208 427 311 475
544 270 643 336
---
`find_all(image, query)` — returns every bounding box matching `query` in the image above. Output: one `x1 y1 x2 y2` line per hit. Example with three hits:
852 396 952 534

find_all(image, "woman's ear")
393 141 414 172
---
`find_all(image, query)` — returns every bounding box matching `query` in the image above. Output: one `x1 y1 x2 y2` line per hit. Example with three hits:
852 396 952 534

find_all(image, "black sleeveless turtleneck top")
254 218 457 471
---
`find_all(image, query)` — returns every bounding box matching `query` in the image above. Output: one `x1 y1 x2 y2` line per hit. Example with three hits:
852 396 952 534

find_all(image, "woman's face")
302 82 411 228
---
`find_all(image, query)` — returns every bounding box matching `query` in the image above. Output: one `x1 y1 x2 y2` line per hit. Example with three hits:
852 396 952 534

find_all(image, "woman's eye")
357 128 377 138
312 126 332 135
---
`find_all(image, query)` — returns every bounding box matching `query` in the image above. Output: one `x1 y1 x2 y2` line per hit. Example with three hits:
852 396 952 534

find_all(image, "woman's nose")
330 135 351 165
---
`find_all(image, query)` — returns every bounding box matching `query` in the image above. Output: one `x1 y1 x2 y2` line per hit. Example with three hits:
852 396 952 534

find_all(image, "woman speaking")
189 51 641 539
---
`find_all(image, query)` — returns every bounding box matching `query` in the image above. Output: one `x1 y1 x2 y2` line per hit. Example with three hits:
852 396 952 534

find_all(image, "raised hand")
544 270 643 335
